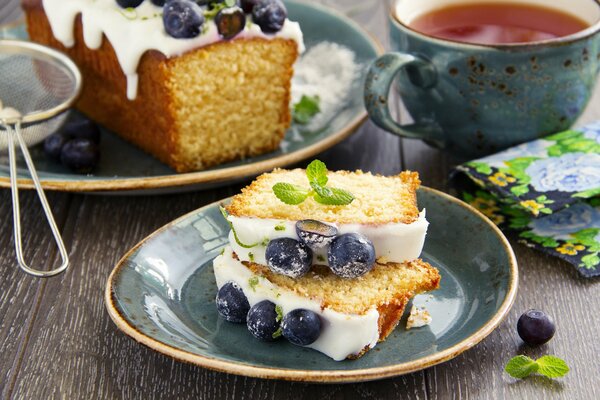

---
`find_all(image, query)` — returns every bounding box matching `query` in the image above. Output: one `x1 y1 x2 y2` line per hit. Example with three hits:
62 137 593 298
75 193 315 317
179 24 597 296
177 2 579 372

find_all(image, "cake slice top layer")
242 256 440 315
227 169 421 224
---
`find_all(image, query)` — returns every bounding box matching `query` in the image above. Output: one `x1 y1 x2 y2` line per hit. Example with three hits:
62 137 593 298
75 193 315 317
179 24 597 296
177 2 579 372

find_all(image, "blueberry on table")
216 282 250 323
296 219 338 250
517 309 556 346
328 233 376 278
43 133 69 161
215 6 246 39
163 0 205 39
252 0 287 33
281 309 321 346
116 0 144 8
240 0 260 13
246 300 281 341
63 119 101 144
60 138 100 174
265 238 312 278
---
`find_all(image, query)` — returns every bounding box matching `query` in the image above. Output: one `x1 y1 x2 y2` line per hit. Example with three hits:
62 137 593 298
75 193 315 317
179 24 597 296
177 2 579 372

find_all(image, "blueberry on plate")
163 0 205 39
60 138 100 174
63 119 101 144
215 6 246 39
281 309 321 346
240 0 260 13
43 133 70 161
216 282 250 323
517 309 556 346
116 0 144 8
151 0 166 6
265 238 312 278
246 300 281 341
296 219 338 250
252 0 287 33
328 233 376 278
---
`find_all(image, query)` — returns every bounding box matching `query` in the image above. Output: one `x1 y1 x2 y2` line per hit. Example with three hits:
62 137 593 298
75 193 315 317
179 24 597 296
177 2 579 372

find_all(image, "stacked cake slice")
213 162 440 360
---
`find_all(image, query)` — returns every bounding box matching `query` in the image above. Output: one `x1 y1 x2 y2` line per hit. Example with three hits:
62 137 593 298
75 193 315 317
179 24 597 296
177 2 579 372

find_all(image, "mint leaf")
293 95 320 124
505 355 539 379
536 356 569 378
272 183 309 205
306 159 328 187
314 187 355 206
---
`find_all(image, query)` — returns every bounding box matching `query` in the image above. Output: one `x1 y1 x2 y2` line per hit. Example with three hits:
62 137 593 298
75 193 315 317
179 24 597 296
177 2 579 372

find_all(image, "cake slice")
214 247 440 360
213 162 440 360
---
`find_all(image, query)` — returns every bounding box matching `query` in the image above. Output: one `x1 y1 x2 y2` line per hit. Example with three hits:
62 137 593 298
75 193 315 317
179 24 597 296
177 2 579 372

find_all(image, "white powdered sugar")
291 42 360 131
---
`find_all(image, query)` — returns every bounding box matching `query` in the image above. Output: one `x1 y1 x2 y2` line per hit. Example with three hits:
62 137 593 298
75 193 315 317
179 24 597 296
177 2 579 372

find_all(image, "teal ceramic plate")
105 188 518 382
0 2 382 194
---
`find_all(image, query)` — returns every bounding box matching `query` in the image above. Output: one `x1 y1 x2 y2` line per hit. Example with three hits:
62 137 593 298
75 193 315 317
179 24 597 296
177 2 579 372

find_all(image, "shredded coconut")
291 42 360 131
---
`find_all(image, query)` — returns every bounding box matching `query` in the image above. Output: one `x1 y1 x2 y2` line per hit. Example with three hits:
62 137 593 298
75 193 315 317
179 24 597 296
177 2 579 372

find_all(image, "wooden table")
1 1 599 399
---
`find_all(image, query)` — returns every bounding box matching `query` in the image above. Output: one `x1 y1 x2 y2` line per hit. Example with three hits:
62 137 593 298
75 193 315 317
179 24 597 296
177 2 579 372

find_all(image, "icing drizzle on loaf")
41 0 304 100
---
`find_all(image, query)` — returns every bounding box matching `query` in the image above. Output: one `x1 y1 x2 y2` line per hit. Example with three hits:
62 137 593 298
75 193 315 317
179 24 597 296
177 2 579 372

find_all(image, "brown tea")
409 3 590 44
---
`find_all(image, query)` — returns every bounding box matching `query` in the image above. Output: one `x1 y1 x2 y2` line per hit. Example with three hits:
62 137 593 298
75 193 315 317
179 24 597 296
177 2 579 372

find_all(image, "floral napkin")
453 122 600 278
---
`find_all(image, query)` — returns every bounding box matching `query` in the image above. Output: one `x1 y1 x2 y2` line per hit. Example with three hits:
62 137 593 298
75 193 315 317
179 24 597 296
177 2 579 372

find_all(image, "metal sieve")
0 40 82 277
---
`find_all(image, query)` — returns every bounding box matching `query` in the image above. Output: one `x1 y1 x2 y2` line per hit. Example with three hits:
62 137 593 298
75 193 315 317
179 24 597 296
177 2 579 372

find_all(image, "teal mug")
365 0 600 157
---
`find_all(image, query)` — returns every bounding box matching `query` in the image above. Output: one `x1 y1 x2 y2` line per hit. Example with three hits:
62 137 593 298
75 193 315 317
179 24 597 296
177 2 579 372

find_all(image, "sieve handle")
5 121 69 277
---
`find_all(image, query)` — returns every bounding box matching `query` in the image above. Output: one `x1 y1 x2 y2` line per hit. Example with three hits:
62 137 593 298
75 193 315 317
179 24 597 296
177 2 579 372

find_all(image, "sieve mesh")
0 45 79 150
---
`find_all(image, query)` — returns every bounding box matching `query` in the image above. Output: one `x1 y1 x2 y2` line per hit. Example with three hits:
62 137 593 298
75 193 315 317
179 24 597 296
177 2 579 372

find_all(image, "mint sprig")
272 160 355 206
505 355 569 379
292 95 321 125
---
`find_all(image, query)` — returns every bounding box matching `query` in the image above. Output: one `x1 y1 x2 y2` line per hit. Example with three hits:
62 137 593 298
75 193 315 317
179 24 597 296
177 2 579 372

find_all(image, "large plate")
0 1 382 194
105 188 518 382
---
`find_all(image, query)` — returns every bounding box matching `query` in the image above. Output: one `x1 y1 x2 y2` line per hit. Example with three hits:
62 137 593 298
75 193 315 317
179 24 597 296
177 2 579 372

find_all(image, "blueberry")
328 233 376 278
163 0 205 39
240 0 260 13
265 238 312 278
63 119 101 144
151 0 166 6
43 133 70 161
281 309 321 346
517 309 556 346
116 0 144 8
60 138 100 174
296 219 338 250
252 0 287 33
246 300 281 341
216 282 250 323
215 6 246 39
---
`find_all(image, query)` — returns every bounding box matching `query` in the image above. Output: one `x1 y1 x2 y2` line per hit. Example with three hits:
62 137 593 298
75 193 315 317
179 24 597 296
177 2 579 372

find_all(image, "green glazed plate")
105 188 518 382
0 1 382 194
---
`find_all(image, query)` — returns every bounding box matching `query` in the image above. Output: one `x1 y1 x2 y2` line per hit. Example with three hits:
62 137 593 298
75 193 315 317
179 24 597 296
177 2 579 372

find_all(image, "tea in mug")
409 2 590 44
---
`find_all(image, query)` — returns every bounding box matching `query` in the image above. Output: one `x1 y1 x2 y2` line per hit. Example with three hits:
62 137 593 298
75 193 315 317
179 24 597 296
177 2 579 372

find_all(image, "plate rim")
0 2 384 193
104 187 519 383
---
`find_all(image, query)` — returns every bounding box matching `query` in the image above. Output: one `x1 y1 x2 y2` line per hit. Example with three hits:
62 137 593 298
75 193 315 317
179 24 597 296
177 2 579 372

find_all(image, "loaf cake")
22 0 303 172
213 161 440 360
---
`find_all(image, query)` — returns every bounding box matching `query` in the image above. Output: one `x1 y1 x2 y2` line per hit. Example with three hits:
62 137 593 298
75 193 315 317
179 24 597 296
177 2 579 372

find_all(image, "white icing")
213 247 380 361
41 0 305 100
406 305 432 329
228 211 429 267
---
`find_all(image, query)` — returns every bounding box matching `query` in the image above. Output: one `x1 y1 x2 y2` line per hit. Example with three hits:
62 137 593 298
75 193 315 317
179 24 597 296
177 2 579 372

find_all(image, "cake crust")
23 1 298 172
227 169 422 224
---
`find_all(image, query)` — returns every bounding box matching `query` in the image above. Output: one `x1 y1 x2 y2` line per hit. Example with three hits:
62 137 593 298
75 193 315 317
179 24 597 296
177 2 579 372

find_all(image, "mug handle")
364 52 444 146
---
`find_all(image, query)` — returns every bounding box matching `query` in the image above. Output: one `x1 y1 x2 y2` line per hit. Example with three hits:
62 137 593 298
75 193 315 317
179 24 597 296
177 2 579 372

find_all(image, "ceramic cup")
364 0 600 157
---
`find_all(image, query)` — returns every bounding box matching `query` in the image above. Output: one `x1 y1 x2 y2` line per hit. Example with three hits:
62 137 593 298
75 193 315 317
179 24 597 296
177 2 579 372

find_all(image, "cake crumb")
406 305 432 330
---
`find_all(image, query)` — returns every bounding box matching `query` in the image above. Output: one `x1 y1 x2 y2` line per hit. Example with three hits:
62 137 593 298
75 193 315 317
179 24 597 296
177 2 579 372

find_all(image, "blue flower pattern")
526 153 600 193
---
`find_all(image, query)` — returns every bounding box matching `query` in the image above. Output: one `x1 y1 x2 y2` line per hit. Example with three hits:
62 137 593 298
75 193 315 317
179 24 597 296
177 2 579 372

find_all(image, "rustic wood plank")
0 190 72 399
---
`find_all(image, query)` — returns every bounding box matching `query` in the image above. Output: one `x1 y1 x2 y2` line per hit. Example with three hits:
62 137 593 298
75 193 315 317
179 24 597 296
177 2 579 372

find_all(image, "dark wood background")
1 1 599 399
